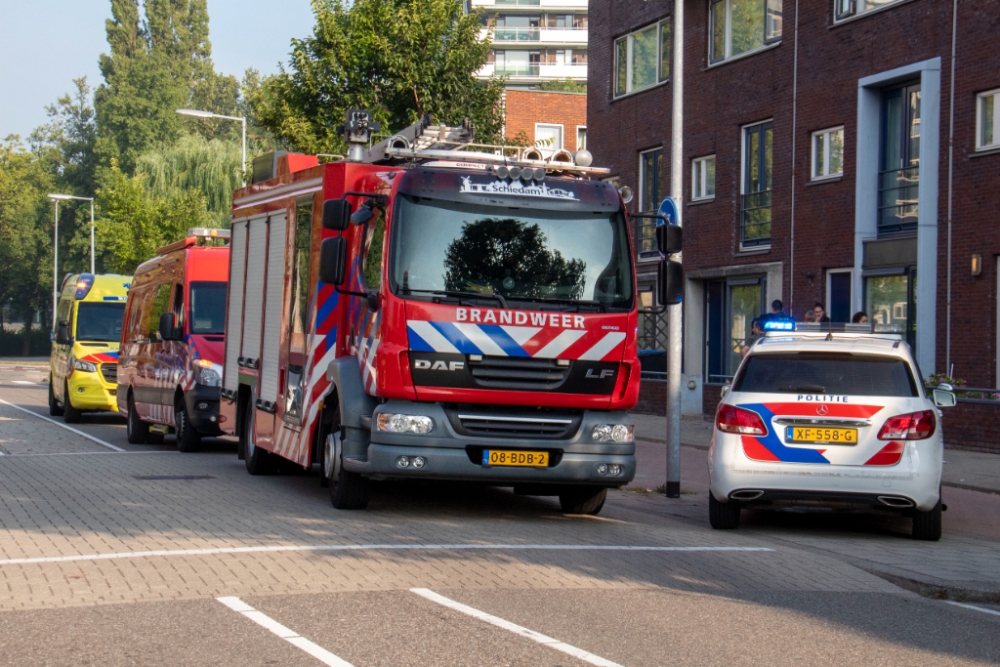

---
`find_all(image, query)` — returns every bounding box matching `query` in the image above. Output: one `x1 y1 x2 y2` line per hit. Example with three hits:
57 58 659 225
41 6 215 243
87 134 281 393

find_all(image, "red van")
117 228 230 451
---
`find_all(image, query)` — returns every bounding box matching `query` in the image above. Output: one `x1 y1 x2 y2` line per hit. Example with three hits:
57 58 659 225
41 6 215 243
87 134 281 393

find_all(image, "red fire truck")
220 114 650 513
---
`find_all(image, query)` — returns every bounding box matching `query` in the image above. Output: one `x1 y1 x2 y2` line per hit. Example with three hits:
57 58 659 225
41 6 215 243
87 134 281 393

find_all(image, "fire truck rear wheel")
126 394 149 444
243 402 276 475
174 397 201 453
558 486 607 515
63 381 83 424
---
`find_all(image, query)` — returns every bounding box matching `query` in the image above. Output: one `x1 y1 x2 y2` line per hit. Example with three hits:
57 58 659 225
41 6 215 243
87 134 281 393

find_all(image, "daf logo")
414 359 465 371
816 404 829 416
586 368 616 379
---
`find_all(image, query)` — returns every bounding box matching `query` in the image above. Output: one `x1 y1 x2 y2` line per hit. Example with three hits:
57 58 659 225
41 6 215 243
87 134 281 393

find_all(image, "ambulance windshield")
391 196 633 310
75 302 125 342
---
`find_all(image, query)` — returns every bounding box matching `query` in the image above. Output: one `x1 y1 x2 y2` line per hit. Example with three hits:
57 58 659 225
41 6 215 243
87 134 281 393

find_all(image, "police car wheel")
244 402 275 475
558 486 607 515
912 498 942 541
709 492 741 530
63 382 83 424
48 378 64 416
126 394 149 444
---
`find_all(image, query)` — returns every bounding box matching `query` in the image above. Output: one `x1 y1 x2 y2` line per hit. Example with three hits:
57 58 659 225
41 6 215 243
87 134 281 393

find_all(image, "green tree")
248 0 504 154
535 78 587 93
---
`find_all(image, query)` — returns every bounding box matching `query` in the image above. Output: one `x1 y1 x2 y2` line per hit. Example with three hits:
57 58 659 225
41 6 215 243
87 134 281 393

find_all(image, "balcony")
478 63 587 82
483 27 588 45
471 0 588 8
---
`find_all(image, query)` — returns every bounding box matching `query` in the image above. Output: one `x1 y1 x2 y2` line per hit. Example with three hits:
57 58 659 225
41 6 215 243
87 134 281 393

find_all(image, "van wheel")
325 410 370 510
126 394 149 444
709 493 741 529
243 404 275 475
912 498 943 541
174 398 201 453
48 378 64 416
558 486 607 515
63 382 83 424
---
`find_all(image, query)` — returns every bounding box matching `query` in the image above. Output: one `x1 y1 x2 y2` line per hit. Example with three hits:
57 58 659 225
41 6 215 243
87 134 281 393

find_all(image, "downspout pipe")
789 0 800 316
945 0 957 376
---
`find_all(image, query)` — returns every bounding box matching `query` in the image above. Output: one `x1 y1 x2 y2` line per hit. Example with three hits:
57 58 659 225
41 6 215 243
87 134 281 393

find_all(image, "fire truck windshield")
391 195 634 310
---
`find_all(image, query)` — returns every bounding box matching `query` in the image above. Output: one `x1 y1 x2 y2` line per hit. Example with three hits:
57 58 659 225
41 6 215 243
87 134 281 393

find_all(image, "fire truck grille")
446 405 582 440
468 356 569 391
100 363 117 385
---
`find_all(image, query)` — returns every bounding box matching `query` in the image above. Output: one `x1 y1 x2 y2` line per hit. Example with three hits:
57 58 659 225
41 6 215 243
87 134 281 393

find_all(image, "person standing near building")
766 299 791 323
814 303 831 322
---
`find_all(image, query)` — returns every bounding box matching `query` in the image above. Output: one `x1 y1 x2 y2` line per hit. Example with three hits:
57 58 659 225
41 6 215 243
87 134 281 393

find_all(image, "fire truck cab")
221 115 642 513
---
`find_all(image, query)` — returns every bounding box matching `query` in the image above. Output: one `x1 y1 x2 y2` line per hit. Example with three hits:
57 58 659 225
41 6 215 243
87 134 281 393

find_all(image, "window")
189 282 227 334
284 197 313 423
692 155 716 200
704 277 766 380
733 353 918 397
148 283 173 341
75 303 126 342
878 82 920 235
637 148 664 261
362 212 385 291
865 269 916 350
495 50 540 76
710 0 781 64
576 126 587 151
835 0 910 22
741 121 773 248
613 19 670 98
976 88 1000 151
811 127 844 180
534 123 563 151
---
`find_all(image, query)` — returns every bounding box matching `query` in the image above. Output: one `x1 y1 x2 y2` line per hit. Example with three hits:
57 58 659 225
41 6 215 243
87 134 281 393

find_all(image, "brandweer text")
456 308 586 330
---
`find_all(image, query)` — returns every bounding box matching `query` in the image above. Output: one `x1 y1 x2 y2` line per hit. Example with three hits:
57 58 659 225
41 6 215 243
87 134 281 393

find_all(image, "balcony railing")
494 63 541 76
478 63 587 79
494 27 541 42
496 0 540 5
740 191 772 248
878 165 919 235
472 0 589 7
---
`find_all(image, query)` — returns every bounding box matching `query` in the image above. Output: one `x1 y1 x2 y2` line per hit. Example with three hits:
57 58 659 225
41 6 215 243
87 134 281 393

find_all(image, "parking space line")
411 588 624 667
0 398 125 452
945 601 1000 617
0 544 772 567
217 596 354 667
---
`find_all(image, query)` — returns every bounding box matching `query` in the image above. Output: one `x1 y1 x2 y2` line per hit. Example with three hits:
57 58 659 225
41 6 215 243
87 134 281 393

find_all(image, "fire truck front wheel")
325 427 370 510
558 486 608 515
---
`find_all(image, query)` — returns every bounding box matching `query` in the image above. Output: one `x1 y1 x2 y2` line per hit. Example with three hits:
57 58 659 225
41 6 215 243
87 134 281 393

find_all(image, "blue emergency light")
763 319 795 331
75 274 95 300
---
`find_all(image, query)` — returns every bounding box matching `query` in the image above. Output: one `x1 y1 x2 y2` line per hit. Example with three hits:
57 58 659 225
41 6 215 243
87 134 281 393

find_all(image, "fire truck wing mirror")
320 237 348 285
656 224 682 256
322 199 352 231
657 260 684 306
158 312 182 341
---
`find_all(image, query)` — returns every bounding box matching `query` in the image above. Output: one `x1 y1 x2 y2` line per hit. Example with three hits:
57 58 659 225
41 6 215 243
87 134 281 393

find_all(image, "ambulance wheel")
174 399 201 453
63 382 83 424
243 404 275 475
126 394 149 444
48 378 64 416
558 486 607 515
709 493 741 529
912 497 942 541
325 418 370 510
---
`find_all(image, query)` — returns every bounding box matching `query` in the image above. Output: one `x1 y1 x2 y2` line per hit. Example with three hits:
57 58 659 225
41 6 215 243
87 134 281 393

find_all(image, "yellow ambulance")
48 273 131 422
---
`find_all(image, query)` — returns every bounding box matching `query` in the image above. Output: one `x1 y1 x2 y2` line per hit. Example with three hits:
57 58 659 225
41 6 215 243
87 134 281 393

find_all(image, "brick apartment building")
504 89 588 153
588 0 1000 416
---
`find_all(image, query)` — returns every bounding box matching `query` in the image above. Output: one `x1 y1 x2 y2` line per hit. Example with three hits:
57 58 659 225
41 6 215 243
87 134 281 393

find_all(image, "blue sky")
0 0 316 139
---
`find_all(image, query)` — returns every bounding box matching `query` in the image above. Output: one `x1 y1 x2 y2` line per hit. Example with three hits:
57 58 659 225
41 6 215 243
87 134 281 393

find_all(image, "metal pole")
89 199 95 274
666 0 685 499
52 202 59 334
241 116 247 187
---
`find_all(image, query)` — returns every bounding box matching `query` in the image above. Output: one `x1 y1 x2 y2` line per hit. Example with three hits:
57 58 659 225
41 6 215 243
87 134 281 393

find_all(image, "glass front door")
728 282 763 374
866 269 916 350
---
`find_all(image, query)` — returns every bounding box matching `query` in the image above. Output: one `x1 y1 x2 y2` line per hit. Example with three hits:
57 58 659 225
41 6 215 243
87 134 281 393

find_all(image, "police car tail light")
716 405 768 436
877 410 935 441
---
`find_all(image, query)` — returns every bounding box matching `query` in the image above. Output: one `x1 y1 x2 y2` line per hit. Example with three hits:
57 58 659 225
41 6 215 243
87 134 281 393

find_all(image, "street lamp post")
47 194 95 333
175 108 247 186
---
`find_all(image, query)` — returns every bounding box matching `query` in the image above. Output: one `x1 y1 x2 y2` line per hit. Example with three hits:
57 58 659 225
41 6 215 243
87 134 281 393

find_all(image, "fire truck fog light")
412 456 426 469
608 464 623 476
592 424 634 443
396 456 410 468
597 464 609 475
377 414 433 434
197 402 209 410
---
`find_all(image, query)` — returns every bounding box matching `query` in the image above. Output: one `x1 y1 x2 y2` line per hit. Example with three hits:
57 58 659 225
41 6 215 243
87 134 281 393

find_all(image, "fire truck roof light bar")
384 147 610 176
187 228 232 239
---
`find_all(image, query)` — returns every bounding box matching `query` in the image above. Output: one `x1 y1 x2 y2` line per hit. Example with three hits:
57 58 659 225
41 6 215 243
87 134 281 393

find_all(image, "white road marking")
0 399 126 452
6 451 179 458
217 596 354 667
945 601 1000 617
411 588 624 667
11 380 36 385
0 544 772 567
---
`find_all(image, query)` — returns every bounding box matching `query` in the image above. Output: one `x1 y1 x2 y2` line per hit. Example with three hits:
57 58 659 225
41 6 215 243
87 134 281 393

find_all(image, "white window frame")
810 126 845 181
976 88 1000 152
576 126 587 151
613 18 671 99
691 155 716 201
826 268 854 322
834 0 911 23
709 0 782 65
534 123 564 152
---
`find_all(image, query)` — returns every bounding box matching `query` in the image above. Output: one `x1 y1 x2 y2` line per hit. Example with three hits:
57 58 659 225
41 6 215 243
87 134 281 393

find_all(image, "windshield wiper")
402 288 508 309
504 295 607 312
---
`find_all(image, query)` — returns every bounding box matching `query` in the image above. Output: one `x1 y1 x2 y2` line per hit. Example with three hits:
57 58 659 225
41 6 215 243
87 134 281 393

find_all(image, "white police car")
708 321 956 540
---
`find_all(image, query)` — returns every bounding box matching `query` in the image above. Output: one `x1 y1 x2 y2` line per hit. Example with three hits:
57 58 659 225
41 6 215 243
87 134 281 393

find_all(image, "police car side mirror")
657 260 683 306
932 389 957 408
319 237 348 285
720 384 731 399
322 199 351 231
56 324 72 346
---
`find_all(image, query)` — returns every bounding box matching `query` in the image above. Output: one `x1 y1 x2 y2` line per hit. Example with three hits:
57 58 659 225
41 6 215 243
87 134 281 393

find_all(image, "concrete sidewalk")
0 357 48 366
630 413 1000 495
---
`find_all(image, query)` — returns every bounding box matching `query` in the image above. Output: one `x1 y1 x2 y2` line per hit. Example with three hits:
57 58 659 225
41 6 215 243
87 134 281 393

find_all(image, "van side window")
148 284 173 341
57 298 73 331
361 211 385 291
284 198 313 422
172 284 184 330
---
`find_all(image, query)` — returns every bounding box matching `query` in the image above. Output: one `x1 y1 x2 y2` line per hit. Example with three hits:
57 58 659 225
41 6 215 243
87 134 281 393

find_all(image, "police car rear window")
732 353 919 397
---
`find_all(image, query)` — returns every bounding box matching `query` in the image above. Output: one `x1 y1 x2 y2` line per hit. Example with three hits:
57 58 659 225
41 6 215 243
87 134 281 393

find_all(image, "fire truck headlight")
73 359 97 373
592 424 633 443
194 364 221 387
377 413 433 435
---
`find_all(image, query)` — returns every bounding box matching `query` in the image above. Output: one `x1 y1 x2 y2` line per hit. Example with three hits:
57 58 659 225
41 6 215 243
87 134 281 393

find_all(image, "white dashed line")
411 588 624 667
0 544 772 566
0 399 125 452
11 380 37 385
945 601 1000 617
217 597 354 666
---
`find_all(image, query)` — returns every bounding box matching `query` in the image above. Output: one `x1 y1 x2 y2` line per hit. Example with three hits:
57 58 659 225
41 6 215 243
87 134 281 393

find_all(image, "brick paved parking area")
0 371 998 666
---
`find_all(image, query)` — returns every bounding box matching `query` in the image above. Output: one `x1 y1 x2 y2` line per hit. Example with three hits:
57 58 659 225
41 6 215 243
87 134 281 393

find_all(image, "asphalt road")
0 366 997 666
